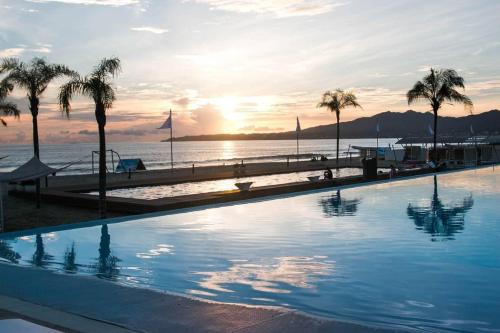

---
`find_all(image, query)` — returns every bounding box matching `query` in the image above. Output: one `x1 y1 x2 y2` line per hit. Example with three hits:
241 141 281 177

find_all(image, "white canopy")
0 157 72 231
0 157 57 183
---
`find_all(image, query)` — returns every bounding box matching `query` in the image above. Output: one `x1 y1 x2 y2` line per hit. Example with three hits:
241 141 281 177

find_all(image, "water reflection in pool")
1 168 499 333
407 175 474 241
318 190 361 217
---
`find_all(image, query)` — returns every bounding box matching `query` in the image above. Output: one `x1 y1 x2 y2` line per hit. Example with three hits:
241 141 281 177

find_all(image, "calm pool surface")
1 167 499 332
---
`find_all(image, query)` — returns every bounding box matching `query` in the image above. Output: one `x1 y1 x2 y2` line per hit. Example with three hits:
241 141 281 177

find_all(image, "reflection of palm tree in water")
0 240 21 263
94 224 120 280
320 190 360 217
63 242 77 273
407 175 473 240
31 234 54 267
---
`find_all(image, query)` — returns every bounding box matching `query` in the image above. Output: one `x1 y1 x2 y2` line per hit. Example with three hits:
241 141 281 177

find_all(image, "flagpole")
170 109 173 171
296 130 299 163
296 117 300 164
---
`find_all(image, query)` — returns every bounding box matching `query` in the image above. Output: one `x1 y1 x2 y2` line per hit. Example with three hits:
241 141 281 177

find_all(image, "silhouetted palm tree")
407 175 473 241
0 80 20 126
319 190 361 217
0 57 75 207
407 68 473 162
318 90 361 167
93 224 120 280
59 58 121 218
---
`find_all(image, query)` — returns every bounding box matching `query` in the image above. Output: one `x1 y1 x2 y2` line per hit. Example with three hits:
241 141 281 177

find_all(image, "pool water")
1 167 499 332
90 168 366 200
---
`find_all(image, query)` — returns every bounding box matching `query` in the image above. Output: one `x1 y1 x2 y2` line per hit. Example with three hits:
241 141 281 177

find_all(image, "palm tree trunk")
96 107 107 219
433 109 438 163
31 101 41 209
336 111 340 169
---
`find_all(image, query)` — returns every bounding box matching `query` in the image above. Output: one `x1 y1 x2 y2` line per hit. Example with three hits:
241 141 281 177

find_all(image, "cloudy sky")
0 0 499 144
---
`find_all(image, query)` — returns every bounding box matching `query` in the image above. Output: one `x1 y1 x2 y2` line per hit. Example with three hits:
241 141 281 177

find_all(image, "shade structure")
116 158 146 173
0 157 58 230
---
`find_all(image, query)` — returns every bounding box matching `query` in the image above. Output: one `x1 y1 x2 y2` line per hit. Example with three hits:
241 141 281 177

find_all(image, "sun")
215 97 244 122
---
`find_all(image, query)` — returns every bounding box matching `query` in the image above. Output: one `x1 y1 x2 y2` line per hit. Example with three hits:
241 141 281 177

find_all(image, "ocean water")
1 167 499 332
0 139 397 174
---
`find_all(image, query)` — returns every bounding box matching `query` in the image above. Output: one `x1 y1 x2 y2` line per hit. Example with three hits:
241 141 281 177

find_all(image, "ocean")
0 139 397 175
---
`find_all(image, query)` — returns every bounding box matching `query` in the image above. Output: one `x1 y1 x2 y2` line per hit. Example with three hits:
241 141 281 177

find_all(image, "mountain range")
168 110 500 141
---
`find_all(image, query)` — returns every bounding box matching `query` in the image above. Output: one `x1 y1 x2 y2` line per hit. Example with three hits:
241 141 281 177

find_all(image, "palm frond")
340 91 362 109
0 80 14 97
93 58 121 78
0 101 20 118
441 69 465 89
0 58 21 74
58 76 87 116
407 81 431 105
317 89 362 113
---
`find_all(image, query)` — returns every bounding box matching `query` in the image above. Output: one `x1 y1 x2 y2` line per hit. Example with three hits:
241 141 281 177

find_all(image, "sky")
0 0 499 144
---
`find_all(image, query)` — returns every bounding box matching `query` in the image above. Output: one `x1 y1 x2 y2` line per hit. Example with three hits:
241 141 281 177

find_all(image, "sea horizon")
0 138 397 174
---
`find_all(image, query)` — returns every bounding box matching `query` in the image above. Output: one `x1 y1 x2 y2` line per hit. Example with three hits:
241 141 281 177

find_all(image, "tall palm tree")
0 80 20 126
317 89 361 166
0 57 75 207
407 68 473 163
59 58 121 218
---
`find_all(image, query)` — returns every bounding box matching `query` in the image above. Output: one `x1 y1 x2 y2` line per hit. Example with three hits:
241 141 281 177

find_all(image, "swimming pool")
88 168 366 200
1 167 499 332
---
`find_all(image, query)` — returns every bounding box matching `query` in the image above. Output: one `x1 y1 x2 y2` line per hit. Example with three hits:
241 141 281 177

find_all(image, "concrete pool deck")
0 264 408 333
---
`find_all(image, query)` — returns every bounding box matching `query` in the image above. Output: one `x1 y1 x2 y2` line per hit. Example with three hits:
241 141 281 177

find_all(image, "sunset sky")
0 0 499 144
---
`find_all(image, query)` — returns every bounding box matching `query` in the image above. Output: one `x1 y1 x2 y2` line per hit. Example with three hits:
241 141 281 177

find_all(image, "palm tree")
59 58 121 218
407 68 473 163
0 57 75 207
0 80 20 126
317 89 362 166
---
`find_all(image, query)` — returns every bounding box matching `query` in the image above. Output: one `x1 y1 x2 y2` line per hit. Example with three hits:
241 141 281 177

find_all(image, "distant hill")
167 110 500 141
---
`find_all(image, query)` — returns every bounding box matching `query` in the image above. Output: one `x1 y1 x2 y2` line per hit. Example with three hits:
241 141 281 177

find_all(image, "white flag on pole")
158 113 172 129
376 122 380 133
296 116 301 132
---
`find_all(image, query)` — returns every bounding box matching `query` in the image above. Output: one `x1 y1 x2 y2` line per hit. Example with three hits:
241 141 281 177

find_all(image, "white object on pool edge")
307 176 321 182
235 182 253 191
